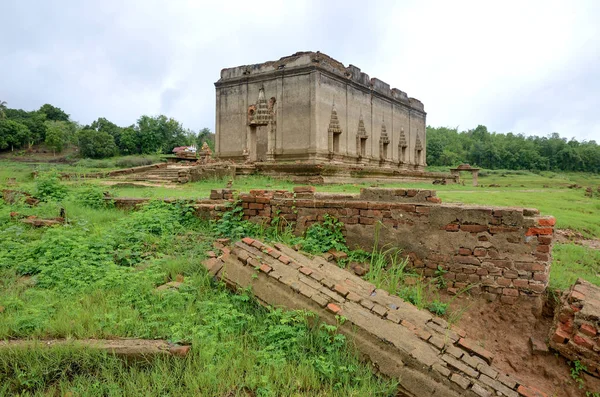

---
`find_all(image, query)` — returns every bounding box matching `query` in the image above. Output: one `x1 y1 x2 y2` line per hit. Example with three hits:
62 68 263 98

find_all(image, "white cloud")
0 0 598 141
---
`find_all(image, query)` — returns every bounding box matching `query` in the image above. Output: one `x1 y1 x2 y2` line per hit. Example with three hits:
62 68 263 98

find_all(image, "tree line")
0 101 214 158
426 125 600 173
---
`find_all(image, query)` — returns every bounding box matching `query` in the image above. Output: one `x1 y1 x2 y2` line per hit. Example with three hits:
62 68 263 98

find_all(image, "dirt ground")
556 229 600 251
446 293 600 396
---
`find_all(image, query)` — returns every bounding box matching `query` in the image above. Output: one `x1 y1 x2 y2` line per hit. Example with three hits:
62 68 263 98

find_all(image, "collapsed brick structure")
111 186 555 303
203 237 550 397
206 187 555 304
550 278 600 377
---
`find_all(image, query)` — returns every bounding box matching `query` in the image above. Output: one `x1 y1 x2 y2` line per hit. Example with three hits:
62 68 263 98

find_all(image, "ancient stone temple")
214 52 427 170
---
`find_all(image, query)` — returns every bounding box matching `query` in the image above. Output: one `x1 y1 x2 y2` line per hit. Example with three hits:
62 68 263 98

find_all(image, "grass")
550 244 600 290
0 189 397 396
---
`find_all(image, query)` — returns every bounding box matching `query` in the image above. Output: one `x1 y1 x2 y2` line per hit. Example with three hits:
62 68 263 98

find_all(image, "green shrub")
301 214 347 254
73 158 116 169
34 172 68 202
77 129 117 159
75 185 112 209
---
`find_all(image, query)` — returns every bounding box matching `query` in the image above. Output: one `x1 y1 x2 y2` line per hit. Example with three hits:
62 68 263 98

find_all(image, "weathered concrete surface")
204 238 548 397
0 338 191 358
215 51 428 171
550 278 600 378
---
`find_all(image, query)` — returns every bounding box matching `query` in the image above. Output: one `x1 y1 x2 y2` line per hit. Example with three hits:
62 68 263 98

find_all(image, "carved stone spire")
254 86 270 125
398 127 407 148
380 116 389 144
328 102 342 134
357 112 367 137
415 133 423 151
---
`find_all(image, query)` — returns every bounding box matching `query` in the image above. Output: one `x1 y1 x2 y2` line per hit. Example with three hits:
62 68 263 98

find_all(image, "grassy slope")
0 198 396 396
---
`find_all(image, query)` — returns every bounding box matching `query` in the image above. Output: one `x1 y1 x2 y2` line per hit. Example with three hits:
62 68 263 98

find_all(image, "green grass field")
1 160 599 395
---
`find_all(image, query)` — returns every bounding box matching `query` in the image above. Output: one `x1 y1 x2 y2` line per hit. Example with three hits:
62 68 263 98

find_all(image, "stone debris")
203 237 549 397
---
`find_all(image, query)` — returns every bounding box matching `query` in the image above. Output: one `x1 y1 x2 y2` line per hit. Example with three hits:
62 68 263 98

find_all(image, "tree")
44 120 71 154
0 119 30 151
196 127 215 151
0 100 7 119
136 115 189 154
119 126 140 155
39 104 69 122
78 129 117 158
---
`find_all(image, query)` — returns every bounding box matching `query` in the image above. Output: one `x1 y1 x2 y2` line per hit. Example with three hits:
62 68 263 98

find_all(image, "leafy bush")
75 185 112 209
34 172 68 202
212 204 262 240
301 214 347 254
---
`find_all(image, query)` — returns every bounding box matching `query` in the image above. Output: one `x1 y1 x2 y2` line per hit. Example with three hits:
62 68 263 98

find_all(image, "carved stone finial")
328 103 342 134
253 86 270 125
357 113 367 137
399 127 407 148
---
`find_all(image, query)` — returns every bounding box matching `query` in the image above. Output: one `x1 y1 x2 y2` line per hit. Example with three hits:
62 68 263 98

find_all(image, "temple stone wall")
215 52 427 169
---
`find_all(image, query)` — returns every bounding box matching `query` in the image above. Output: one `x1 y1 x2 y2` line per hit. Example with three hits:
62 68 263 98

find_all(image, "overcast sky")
1 0 599 141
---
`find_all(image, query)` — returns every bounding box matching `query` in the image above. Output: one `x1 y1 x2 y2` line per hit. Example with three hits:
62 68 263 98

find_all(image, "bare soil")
556 228 600 250
446 293 600 396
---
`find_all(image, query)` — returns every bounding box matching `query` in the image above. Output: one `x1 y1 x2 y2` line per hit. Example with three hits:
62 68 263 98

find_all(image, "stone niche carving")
328 103 343 155
249 86 270 126
379 119 390 161
356 113 368 159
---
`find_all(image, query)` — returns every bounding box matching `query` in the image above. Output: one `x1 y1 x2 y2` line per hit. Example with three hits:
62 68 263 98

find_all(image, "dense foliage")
427 125 600 173
0 101 215 158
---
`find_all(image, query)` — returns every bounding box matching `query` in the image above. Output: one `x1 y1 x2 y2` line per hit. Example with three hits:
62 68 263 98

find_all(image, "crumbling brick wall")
217 186 555 303
550 278 600 377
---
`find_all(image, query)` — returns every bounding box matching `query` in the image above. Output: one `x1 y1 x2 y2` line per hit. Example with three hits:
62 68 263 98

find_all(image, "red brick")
489 226 519 234
535 252 549 261
503 288 519 297
293 186 315 193
513 279 529 288
169 345 191 357
517 384 548 397
457 338 494 364
497 277 512 287
533 272 548 282
538 236 552 245
501 295 517 304
445 224 460 232
426 197 442 204
473 248 487 257
326 303 342 314
537 217 556 226
406 189 417 197
256 197 271 204
573 334 594 350
415 206 430 214
570 290 585 301
536 245 550 253
278 255 291 265
299 267 313 276
259 264 272 273
241 237 255 245
580 323 597 337
359 217 376 225
461 224 488 233
529 283 546 293
526 227 553 236
560 319 574 334
397 204 416 212
243 209 257 216
458 248 472 256
249 203 264 210
334 284 350 297
551 328 570 344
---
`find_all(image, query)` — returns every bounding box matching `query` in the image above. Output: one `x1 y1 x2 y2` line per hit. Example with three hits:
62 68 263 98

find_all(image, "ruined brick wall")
225 186 555 302
204 237 550 396
550 279 600 377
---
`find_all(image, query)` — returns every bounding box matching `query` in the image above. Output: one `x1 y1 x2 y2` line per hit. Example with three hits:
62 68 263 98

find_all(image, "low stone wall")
185 163 236 183
233 187 555 303
204 238 549 397
550 278 600 377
